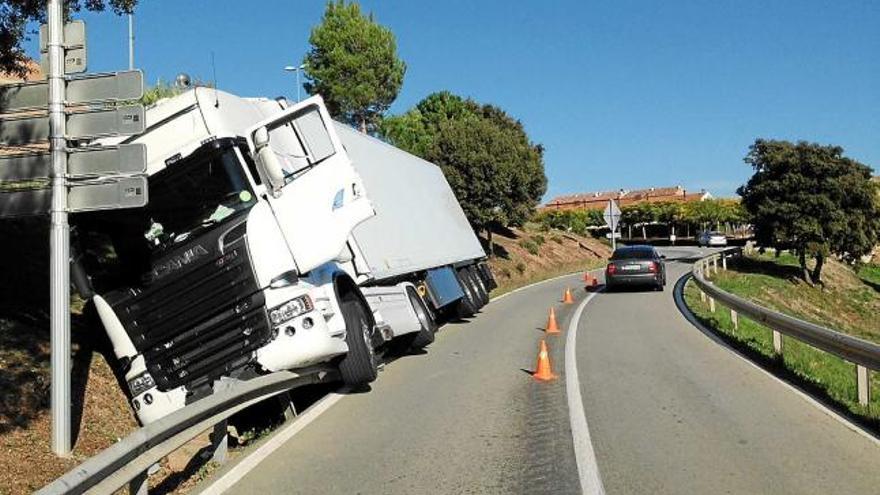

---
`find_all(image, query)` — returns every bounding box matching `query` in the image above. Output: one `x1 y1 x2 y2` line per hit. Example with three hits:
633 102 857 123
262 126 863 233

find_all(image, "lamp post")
283 64 305 101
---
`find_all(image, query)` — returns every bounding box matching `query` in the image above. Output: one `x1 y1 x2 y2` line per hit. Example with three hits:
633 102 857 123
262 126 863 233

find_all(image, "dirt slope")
485 224 612 294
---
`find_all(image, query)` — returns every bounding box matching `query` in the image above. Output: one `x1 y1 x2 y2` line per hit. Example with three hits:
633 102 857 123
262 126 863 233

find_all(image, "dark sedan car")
605 245 667 291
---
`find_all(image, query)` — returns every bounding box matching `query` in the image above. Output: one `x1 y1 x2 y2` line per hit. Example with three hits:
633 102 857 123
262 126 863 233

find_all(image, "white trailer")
333 123 496 347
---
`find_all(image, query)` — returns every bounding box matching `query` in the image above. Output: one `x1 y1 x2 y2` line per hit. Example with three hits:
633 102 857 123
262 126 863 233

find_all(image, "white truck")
73 88 492 425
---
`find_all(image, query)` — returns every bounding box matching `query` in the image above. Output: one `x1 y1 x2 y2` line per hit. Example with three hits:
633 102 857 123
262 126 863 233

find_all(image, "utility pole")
47 0 71 457
609 199 617 251
284 64 305 101
128 13 134 70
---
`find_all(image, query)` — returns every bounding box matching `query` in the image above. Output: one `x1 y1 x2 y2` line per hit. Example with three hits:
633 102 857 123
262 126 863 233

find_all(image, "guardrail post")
700 289 706 303
712 257 719 275
128 470 148 495
730 309 738 331
211 420 228 464
709 296 715 313
722 254 727 271
772 331 784 356
857 365 871 407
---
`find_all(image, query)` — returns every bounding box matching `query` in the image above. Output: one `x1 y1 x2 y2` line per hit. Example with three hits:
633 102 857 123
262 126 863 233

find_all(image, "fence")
37 368 338 495
690 248 878 407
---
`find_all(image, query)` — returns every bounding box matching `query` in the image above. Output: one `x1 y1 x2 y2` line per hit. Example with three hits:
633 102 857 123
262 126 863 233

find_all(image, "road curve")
578 247 880 494
219 248 880 494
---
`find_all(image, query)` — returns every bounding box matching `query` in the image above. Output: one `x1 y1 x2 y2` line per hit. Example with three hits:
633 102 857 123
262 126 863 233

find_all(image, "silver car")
697 231 728 247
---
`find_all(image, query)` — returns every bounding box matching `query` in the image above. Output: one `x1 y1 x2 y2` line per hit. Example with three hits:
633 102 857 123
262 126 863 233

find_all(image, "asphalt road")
222 247 880 494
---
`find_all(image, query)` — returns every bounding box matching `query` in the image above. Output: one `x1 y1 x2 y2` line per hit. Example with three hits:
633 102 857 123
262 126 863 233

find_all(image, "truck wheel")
468 266 490 306
404 287 436 349
455 269 478 318
338 295 378 388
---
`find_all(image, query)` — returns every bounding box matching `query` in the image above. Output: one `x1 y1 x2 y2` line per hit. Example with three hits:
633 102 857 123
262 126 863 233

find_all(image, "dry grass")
486 224 611 296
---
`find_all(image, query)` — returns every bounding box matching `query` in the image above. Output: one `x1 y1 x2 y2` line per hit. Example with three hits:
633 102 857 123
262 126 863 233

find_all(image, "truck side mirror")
252 126 285 196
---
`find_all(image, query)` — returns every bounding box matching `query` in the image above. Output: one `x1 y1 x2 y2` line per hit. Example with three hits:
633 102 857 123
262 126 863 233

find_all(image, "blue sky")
26 0 879 200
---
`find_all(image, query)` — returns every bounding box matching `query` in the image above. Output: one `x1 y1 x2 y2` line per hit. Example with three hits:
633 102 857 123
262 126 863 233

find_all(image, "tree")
303 0 406 132
381 91 546 255
737 139 880 284
0 0 137 77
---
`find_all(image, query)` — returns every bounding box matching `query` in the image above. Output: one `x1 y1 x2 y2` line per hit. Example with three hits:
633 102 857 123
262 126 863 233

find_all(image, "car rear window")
611 248 655 260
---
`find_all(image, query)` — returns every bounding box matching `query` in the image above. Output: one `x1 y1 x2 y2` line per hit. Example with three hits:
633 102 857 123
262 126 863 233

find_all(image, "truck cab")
79 88 380 424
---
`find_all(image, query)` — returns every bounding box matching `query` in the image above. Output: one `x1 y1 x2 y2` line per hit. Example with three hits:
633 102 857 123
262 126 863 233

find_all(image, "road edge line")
673 273 880 449
196 270 598 494
565 290 606 495
196 390 347 495
490 269 590 303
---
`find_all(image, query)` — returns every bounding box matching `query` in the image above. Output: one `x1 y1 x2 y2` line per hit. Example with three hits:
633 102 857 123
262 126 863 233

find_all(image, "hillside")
483 224 611 294
714 252 880 344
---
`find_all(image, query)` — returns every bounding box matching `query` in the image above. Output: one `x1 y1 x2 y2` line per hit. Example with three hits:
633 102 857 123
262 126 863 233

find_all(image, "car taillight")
648 261 658 273
607 263 616 274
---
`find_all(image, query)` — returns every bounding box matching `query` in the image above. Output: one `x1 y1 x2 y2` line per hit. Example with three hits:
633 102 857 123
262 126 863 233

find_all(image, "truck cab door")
245 96 375 274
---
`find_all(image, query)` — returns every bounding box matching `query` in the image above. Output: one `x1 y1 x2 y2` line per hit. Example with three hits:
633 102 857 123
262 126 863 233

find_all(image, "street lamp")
283 64 305 101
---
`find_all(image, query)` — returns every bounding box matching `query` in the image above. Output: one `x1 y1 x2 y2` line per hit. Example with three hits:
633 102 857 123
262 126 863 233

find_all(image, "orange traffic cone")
545 307 560 334
533 340 557 381
563 287 574 304
591 277 598 287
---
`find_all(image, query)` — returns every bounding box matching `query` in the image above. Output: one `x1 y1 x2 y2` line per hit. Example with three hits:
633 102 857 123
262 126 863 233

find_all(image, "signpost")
0 3 147 456
603 199 622 251
0 70 145 113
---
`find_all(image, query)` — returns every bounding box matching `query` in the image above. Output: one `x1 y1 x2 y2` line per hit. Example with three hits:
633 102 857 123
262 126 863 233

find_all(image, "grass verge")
683 279 880 426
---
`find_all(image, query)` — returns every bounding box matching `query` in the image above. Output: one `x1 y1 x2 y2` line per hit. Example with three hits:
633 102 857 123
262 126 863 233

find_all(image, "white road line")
198 270 599 494
198 390 347 495
673 275 880 448
565 291 606 495
490 269 588 303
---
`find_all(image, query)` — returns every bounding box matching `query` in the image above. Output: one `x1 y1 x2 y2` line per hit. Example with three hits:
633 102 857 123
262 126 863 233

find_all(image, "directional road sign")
0 143 146 181
0 175 147 217
0 188 51 218
68 176 148 212
0 71 144 113
39 20 87 74
603 199 621 229
0 105 144 145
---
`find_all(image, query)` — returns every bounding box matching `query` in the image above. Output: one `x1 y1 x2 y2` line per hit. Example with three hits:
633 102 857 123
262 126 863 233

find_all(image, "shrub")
515 262 527 274
532 234 546 246
551 235 563 244
519 239 540 255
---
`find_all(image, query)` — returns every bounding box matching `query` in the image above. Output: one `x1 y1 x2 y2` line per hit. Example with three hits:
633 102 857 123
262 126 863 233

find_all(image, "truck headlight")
128 371 156 397
269 295 314 326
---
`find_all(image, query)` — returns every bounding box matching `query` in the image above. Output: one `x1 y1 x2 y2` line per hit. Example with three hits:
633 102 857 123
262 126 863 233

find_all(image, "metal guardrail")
38 368 338 495
690 248 878 407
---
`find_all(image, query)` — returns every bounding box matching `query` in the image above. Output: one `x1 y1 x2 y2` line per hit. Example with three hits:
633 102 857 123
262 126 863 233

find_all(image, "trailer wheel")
463 268 486 308
468 266 490 307
454 269 478 318
338 295 378 388
403 286 436 349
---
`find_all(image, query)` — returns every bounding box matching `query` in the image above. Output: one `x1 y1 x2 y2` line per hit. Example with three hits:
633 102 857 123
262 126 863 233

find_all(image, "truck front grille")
106 221 272 392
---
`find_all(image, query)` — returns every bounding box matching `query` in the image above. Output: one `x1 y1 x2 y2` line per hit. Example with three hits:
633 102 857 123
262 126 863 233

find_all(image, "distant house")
541 185 712 211
0 59 43 84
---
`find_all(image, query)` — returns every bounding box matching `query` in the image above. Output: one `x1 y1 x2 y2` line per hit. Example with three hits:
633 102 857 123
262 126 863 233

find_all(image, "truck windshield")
146 141 255 250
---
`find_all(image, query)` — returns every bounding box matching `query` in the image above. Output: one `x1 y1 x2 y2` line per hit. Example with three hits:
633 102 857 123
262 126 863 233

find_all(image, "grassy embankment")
684 251 880 423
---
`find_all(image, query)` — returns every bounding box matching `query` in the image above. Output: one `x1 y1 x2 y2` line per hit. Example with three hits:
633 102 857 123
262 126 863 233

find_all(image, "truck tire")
455 269 478 318
468 266 490 307
338 295 378 388
403 286 436 349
